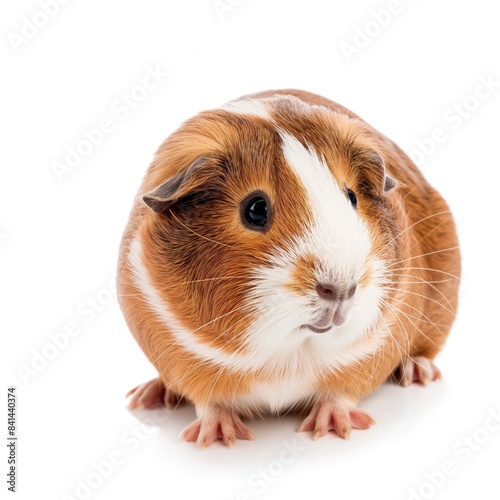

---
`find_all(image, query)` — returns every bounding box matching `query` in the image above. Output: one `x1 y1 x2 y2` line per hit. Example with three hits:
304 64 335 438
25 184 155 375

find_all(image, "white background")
2 1 499 499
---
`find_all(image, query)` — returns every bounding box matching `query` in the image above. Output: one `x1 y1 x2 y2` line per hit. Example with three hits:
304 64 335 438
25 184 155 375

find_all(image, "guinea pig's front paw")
297 398 375 440
392 356 442 387
126 378 183 410
180 407 255 448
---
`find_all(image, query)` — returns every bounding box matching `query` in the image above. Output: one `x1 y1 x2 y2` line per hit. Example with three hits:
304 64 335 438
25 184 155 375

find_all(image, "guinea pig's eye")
241 192 269 231
346 188 358 209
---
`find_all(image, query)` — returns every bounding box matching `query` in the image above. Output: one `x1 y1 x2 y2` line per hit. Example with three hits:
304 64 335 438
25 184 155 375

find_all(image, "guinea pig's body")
118 89 460 446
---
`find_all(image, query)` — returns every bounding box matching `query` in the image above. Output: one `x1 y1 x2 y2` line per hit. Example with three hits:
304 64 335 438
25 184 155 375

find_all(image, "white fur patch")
219 98 270 119
279 131 372 283
128 237 239 367
232 376 315 415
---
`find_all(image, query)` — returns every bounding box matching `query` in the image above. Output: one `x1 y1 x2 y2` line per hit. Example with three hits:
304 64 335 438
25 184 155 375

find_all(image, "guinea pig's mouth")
302 305 349 334
303 324 333 334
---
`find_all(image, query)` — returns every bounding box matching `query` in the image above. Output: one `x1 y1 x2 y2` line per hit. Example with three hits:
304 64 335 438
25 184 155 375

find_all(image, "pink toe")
350 410 376 430
180 420 202 442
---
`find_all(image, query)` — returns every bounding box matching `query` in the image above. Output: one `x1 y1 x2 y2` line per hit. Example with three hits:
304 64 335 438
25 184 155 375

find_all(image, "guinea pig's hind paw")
126 378 183 410
297 400 375 440
393 356 442 387
180 411 255 448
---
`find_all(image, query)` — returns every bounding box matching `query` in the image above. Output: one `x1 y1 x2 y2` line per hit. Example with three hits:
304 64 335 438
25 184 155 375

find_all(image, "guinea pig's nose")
316 283 339 301
316 283 357 301
347 283 357 298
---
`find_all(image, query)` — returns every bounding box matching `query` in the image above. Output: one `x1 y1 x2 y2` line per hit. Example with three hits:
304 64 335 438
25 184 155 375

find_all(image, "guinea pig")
118 89 461 447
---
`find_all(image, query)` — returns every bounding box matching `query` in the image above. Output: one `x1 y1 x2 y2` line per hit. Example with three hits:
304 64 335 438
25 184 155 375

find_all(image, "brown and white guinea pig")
117 89 461 447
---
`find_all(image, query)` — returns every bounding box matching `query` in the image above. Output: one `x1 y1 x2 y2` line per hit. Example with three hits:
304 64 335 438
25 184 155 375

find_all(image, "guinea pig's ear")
142 157 217 214
384 174 396 192
356 149 396 193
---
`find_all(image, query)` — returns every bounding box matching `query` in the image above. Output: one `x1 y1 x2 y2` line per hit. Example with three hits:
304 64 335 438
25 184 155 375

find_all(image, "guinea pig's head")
135 95 402 371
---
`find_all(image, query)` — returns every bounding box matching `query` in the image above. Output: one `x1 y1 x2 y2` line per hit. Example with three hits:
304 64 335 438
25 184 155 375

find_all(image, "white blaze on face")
279 131 372 287
245 131 387 375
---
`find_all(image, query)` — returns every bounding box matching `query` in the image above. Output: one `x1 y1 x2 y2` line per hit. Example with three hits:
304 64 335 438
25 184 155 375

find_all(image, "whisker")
387 246 460 268
387 210 451 246
166 308 258 396
384 304 436 385
384 296 446 338
384 286 455 316
117 276 241 299
383 301 438 346
380 302 438 375
382 298 450 328
378 311 411 377
389 266 461 282
388 279 452 285
399 185 418 203
203 306 284 405
388 272 454 309
388 274 453 285
168 209 236 250
151 302 252 365
409 216 451 251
